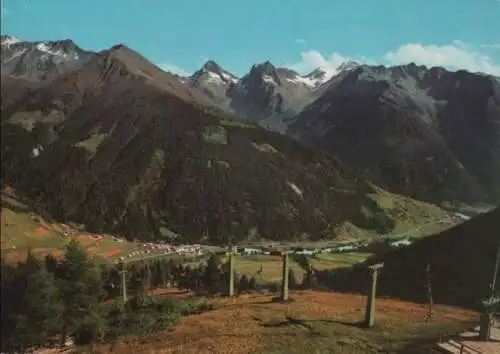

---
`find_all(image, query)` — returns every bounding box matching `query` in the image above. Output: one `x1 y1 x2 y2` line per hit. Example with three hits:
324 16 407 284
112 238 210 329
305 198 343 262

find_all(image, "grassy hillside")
0 190 138 263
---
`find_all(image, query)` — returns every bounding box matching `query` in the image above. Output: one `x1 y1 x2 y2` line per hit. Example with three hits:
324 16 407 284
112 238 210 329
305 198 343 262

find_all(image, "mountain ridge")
2 36 499 207
1 38 455 244
289 63 500 204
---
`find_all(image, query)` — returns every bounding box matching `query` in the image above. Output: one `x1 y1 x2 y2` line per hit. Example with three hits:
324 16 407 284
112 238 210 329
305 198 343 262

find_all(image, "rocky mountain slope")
1 35 96 82
289 64 500 205
0 41 451 244
184 60 359 133
1 37 345 133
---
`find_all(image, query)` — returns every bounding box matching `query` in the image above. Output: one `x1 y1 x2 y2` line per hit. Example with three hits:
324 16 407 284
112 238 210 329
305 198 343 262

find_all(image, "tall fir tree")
56 240 105 347
1 251 64 352
14 261 64 351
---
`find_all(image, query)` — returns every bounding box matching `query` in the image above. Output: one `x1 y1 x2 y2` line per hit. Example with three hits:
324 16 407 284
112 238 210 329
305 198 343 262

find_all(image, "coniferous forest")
0 241 224 353
0 239 314 353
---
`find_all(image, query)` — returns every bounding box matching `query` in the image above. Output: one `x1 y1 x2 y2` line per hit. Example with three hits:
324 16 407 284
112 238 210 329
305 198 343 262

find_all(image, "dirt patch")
150 288 195 300
104 248 122 257
24 226 50 237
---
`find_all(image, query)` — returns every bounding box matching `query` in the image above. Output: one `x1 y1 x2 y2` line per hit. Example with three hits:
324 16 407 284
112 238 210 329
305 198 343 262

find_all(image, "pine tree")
14 262 64 351
2 252 64 352
1 257 24 352
129 262 143 296
57 240 105 347
44 254 58 274
203 254 221 293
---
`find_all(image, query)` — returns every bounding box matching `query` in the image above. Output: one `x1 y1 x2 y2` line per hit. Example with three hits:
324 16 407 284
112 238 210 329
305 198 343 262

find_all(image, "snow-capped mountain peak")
283 68 333 88
244 61 284 86
292 61 361 88
191 60 238 86
336 60 360 72
0 35 22 46
1 36 95 82
202 60 222 73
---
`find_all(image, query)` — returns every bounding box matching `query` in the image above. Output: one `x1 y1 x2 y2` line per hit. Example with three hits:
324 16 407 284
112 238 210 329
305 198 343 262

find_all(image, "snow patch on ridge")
36 43 65 57
262 75 277 85
287 182 303 197
1 36 21 46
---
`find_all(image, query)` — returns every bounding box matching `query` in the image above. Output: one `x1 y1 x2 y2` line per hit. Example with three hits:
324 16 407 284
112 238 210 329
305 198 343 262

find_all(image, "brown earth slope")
94 291 478 354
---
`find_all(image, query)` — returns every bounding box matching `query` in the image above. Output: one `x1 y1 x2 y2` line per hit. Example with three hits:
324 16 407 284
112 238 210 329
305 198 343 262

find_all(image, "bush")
73 310 108 345
98 296 216 342
238 274 250 292
103 296 181 341
179 299 216 316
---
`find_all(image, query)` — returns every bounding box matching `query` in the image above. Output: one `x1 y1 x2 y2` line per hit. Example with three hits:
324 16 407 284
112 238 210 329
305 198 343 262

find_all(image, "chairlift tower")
226 233 235 297
478 244 500 341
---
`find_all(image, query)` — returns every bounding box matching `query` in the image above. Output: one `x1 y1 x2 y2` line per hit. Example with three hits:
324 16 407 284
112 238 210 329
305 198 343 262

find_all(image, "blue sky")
2 0 500 76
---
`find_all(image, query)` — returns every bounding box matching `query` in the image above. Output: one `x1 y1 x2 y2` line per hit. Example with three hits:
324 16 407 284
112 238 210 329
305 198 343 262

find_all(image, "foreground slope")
94 291 477 354
324 207 500 308
1 46 451 244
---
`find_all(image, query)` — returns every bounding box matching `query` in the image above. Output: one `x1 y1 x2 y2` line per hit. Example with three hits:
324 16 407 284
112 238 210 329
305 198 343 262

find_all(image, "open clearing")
94 290 478 354
233 252 373 284
0 192 138 263
185 252 373 285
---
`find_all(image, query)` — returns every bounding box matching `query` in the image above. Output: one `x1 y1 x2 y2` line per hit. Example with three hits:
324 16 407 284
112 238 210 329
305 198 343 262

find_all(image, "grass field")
93 290 478 353
183 252 373 285
1 192 138 263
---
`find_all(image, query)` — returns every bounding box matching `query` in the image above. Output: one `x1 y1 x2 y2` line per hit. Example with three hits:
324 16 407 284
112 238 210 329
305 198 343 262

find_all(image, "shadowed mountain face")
289 65 500 205
1 43 450 244
0 76 34 110
321 207 500 308
374 207 500 307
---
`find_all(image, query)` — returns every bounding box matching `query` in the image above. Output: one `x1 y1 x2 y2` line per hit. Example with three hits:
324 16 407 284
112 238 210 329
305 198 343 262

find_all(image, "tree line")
0 241 328 353
0 241 215 353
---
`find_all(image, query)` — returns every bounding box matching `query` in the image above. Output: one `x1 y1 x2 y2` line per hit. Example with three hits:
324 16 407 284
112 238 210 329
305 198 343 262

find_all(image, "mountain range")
1 35 498 243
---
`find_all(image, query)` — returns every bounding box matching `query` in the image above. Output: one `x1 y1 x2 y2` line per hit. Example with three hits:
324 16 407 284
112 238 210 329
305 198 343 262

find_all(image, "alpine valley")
1 35 498 244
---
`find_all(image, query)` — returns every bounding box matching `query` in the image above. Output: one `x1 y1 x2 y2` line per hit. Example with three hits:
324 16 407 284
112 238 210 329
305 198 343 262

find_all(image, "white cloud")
157 62 191 77
289 41 500 76
295 38 306 44
384 43 500 75
289 50 351 77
